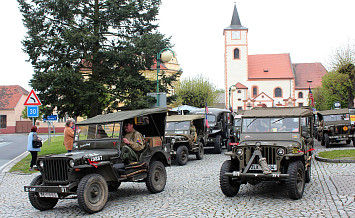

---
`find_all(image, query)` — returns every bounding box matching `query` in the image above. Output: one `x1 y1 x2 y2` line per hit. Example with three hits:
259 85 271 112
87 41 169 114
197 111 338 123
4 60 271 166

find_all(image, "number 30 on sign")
27 106 39 118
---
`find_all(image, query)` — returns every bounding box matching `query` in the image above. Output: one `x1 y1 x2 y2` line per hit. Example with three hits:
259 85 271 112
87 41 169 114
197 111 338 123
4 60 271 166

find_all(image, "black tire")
77 174 108 214
220 160 240 197
195 142 204 160
108 181 121 192
286 161 305 200
28 175 58 211
146 161 167 193
346 140 351 145
226 139 232 152
321 136 325 146
305 159 311 183
176 145 189 165
214 135 223 154
324 133 330 148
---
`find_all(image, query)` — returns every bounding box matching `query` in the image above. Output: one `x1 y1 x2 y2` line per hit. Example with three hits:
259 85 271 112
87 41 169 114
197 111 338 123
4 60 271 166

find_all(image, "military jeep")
220 107 313 200
190 108 235 153
317 108 355 148
165 115 206 165
24 107 170 213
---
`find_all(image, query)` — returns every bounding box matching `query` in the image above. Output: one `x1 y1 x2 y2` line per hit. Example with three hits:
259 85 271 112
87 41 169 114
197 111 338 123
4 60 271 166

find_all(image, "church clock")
232 31 241 39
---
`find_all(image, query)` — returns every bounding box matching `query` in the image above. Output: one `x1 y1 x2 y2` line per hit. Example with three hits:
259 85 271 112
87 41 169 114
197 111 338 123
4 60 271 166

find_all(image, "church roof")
293 63 327 89
235 82 248 89
0 85 29 110
248 53 294 79
224 4 248 30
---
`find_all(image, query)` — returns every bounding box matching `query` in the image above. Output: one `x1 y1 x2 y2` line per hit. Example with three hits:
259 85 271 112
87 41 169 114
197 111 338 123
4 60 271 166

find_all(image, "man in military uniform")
121 119 145 164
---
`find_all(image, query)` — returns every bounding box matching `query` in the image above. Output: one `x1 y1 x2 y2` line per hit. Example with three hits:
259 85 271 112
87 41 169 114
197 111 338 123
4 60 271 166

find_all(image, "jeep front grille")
42 158 69 184
243 146 277 165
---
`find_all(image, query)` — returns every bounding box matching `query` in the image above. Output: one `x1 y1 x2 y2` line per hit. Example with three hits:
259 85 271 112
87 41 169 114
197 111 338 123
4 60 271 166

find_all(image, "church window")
274 88 282 97
298 103 303 106
252 86 258 98
234 48 240 59
298 92 303 98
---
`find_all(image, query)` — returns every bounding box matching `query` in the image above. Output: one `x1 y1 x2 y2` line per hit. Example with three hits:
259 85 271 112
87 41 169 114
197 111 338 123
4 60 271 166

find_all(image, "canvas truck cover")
317 108 349 116
243 107 313 118
77 107 167 125
166 115 205 122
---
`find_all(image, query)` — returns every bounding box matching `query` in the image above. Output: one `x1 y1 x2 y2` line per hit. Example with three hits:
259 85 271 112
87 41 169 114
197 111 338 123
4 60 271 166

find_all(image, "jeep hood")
38 149 119 161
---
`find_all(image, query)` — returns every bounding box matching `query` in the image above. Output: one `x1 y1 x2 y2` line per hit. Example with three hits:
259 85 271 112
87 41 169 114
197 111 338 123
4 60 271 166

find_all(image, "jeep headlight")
236 148 243 156
69 159 75 168
39 160 44 168
277 148 285 156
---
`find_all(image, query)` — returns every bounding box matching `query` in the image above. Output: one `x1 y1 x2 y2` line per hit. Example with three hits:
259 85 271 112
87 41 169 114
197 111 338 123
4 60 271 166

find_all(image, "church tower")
224 4 248 109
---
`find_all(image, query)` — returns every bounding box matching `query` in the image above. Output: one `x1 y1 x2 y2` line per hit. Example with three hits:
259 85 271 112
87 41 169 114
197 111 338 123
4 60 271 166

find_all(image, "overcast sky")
2 0 355 92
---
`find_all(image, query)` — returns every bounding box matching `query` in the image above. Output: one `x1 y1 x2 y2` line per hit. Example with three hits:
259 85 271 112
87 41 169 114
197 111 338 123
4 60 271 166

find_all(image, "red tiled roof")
248 54 293 79
235 82 248 89
293 63 327 89
150 59 169 70
0 85 29 110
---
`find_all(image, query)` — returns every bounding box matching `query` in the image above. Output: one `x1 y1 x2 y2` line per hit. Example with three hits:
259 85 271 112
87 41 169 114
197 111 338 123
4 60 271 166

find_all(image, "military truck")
165 115 206 165
317 108 355 148
220 107 314 200
24 107 170 213
190 108 235 153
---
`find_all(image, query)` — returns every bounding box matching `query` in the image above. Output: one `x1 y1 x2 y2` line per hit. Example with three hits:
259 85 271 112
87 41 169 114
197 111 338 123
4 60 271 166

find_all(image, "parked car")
317 108 355 148
24 107 170 213
165 115 206 165
190 108 235 153
220 107 314 200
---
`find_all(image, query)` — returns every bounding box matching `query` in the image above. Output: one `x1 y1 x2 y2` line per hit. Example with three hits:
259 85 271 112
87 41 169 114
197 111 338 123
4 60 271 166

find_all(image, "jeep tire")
195 142 204 160
176 145 189 165
286 161 305 200
78 174 108 214
220 160 240 197
324 133 330 148
226 138 232 151
29 175 58 211
146 161 167 193
214 135 223 154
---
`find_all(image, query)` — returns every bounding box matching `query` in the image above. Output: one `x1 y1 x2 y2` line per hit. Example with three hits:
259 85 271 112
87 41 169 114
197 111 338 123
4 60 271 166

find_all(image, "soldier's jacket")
123 129 145 152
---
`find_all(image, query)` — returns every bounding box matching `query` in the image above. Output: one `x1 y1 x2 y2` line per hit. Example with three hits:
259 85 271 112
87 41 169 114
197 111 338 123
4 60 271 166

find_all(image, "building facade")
224 4 327 111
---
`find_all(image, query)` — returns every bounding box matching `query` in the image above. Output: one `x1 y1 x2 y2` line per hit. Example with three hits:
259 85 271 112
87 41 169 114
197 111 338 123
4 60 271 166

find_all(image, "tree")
174 75 220 108
18 0 178 118
328 42 355 108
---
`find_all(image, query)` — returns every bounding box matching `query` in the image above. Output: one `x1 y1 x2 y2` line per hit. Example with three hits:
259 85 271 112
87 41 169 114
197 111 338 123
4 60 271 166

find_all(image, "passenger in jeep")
121 119 145 163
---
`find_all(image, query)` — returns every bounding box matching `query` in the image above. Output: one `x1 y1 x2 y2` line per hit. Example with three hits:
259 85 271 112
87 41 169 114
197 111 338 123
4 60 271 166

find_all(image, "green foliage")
175 75 219 108
18 0 177 117
318 71 351 109
318 149 355 160
10 136 67 173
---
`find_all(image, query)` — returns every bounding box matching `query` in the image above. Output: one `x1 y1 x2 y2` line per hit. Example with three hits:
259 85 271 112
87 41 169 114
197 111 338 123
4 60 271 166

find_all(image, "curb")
315 155 355 163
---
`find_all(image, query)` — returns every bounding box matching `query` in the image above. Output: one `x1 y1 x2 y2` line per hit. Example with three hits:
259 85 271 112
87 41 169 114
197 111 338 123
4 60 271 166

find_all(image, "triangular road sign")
24 90 42 106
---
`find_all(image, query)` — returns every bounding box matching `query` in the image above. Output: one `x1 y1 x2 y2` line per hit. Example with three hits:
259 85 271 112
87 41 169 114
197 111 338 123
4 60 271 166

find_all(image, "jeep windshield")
323 114 349 122
165 121 190 134
242 117 299 133
75 123 121 140
206 114 216 126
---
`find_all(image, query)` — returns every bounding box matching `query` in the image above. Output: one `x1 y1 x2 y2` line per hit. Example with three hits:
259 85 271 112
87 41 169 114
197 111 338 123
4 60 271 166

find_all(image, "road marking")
0 142 11 148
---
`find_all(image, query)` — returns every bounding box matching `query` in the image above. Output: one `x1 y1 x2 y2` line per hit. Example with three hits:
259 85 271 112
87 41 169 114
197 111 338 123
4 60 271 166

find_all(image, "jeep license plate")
39 192 58 198
250 164 277 171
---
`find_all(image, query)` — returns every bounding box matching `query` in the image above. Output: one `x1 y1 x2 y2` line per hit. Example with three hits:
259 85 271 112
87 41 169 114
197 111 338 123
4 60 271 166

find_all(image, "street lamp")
156 48 174 106
229 85 237 111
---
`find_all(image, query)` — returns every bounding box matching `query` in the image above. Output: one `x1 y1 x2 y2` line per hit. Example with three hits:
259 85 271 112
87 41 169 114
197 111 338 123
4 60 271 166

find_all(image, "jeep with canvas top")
317 108 355 148
165 114 206 165
24 107 170 213
220 107 313 200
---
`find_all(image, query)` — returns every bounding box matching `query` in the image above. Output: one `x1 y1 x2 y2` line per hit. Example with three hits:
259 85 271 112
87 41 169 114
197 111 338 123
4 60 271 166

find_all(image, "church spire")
225 3 247 30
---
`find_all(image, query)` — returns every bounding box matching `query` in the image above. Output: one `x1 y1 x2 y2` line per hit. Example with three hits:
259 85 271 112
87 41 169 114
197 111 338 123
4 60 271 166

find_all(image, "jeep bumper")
225 171 289 179
24 181 78 194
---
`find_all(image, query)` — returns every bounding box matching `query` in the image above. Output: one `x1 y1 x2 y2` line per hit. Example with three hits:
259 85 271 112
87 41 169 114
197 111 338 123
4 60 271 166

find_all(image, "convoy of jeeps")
24 106 353 213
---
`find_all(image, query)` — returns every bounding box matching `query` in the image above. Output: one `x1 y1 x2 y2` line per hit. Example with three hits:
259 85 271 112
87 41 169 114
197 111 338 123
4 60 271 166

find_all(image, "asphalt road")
0 134 29 171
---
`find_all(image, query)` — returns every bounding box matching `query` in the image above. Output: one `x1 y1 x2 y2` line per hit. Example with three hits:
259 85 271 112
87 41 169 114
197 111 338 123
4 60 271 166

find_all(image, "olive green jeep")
220 107 313 200
317 108 355 148
165 115 206 165
24 107 170 213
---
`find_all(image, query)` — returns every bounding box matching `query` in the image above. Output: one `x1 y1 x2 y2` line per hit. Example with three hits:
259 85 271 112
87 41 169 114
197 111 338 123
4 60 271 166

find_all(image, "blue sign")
27 106 39 118
43 115 58 121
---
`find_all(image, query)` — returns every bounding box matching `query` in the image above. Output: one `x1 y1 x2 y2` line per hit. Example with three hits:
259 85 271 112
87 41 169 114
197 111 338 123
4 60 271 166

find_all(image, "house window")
298 103 304 107
252 86 258 98
238 107 243 110
274 88 282 97
234 48 240 59
0 115 6 128
237 90 241 93
298 92 303 98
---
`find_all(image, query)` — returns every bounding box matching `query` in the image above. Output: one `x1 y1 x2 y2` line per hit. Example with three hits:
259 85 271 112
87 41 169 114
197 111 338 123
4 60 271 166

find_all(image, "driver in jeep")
121 119 145 164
